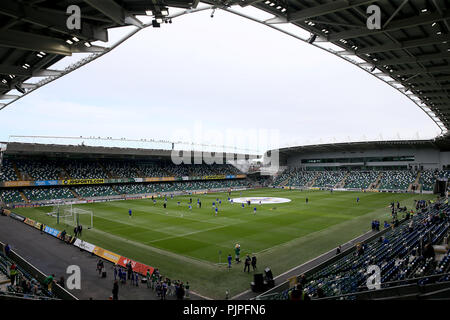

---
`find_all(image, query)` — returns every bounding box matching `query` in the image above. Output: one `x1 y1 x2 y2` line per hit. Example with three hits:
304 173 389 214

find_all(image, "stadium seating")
0 189 24 203
272 201 450 300
72 185 118 198
378 170 416 190
0 159 18 181
0 252 56 300
15 160 64 181
344 171 379 189
22 187 74 202
313 171 347 188
1 159 243 181
65 160 108 179
102 161 140 178
272 168 316 187
419 170 450 191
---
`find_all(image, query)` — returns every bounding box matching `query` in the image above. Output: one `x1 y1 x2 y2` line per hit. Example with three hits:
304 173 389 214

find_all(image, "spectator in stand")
423 243 436 261
4 243 11 256
44 274 55 292
299 274 308 287
57 276 65 288
289 284 310 301
336 245 342 255
316 287 325 298
9 262 17 286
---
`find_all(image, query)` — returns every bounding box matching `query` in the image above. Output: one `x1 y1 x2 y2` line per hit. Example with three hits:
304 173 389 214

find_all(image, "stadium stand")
0 159 18 182
22 187 74 202
0 189 23 203
272 168 316 187
313 171 347 188
344 171 380 189
378 170 416 190
15 160 64 181
267 200 450 300
102 161 141 178
72 185 118 198
65 161 108 180
0 251 57 300
420 170 450 192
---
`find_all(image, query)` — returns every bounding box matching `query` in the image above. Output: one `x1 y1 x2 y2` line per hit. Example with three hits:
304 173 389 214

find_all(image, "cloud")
0 7 440 149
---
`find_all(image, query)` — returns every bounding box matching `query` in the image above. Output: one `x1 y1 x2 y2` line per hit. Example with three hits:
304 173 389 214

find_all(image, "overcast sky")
0 5 440 153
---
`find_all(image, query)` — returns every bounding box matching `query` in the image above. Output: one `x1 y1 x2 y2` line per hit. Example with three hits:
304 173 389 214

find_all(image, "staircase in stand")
334 171 350 188
408 172 421 192
11 160 23 181
369 172 383 191
307 172 321 188
99 161 115 178
19 190 28 203
69 188 81 200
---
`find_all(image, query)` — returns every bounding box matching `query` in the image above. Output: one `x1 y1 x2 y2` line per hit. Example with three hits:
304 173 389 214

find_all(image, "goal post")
46 204 93 229
46 203 72 224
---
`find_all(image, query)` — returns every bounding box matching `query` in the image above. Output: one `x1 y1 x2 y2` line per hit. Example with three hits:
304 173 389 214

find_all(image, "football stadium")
1 0 450 309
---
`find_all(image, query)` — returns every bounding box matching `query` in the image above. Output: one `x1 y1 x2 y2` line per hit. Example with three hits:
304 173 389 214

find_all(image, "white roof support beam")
33 69 63 77
0 94 19 100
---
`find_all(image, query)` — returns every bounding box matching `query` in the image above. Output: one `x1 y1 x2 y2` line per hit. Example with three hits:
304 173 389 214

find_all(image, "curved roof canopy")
1 0 450 137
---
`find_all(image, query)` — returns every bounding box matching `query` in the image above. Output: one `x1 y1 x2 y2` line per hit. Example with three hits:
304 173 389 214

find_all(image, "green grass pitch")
13 188 436 299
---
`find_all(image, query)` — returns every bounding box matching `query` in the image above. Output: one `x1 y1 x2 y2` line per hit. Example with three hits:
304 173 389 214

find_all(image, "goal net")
46 203 73 222
72 208 93 229
47 204 93 229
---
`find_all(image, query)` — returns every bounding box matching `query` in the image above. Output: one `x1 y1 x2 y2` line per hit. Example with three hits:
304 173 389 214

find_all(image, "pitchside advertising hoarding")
62 179 105 185
0 175 247 188
13 215 157 277
35 180 59 186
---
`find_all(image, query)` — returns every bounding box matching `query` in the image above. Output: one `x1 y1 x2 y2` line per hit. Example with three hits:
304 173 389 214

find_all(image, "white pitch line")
145 223 235 243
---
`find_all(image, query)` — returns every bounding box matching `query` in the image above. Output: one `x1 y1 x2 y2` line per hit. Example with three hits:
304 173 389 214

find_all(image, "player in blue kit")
128 209 132 218
254 207 257 215
215 207 218 216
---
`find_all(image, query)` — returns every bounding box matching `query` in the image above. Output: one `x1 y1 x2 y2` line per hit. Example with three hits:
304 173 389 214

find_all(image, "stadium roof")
275 137 450 157
0 141 259 160
2 1 450 137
